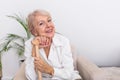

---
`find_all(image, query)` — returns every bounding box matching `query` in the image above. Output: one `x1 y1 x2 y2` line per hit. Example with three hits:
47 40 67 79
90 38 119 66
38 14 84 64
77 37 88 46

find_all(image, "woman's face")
33 15 55 38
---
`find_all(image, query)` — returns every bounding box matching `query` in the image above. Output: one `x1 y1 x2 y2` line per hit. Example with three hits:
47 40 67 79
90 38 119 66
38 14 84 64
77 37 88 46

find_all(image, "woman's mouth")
46 29 53 33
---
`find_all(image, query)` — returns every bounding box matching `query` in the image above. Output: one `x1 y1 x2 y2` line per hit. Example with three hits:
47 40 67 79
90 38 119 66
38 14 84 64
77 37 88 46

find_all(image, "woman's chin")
46 33 54 38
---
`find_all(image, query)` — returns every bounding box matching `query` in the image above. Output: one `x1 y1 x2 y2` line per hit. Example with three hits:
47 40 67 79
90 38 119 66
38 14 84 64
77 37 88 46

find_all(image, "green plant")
0 14 31 69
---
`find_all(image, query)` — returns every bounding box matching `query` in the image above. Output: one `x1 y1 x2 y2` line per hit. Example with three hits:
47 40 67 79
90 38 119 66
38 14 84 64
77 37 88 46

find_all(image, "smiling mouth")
46 29 53 33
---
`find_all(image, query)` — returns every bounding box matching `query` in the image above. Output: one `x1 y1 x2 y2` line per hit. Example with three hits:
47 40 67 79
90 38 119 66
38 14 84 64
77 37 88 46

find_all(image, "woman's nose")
46 23 51 28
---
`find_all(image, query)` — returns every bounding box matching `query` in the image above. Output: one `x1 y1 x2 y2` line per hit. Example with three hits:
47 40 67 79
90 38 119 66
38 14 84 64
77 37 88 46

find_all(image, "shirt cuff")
53 67 72 79
53 67 62 77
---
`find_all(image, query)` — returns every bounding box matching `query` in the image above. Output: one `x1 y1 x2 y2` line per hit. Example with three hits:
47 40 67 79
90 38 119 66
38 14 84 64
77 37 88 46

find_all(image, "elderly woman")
18 10 81 80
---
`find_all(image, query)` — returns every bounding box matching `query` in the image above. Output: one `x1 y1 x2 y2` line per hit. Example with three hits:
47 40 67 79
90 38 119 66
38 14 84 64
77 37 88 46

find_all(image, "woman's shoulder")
53 33 70 46
55 33 69 40
25 36 34 45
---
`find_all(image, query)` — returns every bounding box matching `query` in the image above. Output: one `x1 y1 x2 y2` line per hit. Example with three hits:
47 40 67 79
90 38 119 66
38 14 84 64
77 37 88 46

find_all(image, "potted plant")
0 14 31 78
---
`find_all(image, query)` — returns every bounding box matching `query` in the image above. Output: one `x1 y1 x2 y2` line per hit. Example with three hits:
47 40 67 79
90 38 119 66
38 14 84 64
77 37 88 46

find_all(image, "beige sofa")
71 46 120 80
77 56 120 80
13 46 120 80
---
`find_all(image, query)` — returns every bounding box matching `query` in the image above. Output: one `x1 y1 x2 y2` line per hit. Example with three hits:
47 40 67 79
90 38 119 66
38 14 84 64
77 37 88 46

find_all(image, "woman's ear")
31 29 38 37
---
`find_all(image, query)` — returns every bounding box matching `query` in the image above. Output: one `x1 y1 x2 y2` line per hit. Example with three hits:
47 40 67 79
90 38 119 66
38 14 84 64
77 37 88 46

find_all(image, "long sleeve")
24 38 37 80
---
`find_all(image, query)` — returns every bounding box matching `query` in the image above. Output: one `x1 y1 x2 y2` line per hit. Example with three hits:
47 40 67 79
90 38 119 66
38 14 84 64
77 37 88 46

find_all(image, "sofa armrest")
13 62 27 80
77 55 108 80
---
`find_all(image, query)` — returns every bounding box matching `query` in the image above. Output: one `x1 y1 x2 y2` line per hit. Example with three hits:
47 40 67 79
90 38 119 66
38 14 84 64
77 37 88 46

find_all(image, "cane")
35 45 42 80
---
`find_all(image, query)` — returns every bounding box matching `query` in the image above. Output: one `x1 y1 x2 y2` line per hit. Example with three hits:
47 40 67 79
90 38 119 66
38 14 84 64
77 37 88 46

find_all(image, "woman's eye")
48 19 52 22
39 23 43 26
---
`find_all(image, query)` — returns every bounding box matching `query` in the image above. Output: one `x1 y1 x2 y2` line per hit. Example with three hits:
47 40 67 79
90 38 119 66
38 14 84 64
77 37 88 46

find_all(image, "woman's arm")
24 39 38 80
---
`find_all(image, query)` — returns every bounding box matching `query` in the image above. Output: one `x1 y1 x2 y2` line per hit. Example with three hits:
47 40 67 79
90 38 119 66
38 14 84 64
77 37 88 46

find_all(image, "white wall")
0 0 120 79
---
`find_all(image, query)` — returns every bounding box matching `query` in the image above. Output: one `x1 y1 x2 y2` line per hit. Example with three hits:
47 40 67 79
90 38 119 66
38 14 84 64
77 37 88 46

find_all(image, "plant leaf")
7 14 31 39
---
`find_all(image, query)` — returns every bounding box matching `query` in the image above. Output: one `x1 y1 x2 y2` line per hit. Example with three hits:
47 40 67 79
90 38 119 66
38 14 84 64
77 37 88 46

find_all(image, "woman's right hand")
31 36 51 48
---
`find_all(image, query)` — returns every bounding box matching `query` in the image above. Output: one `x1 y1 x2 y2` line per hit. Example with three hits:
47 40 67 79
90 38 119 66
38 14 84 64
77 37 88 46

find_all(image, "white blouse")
24 33 81 80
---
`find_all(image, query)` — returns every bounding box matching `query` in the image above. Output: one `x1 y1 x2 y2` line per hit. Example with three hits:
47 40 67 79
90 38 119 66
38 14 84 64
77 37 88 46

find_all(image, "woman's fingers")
39 36 51 47
32 37 41 46
46 37 49 45
34 57 44 65
32 36 51 48
34 57 46 72
42 36 47 45
34 57 53 74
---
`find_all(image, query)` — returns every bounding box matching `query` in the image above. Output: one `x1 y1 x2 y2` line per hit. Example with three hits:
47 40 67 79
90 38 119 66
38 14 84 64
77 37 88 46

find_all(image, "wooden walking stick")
35 45 42 80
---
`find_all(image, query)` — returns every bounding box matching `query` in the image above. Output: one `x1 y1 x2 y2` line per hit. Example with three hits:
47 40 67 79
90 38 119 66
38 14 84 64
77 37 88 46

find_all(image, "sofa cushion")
101 67 120 80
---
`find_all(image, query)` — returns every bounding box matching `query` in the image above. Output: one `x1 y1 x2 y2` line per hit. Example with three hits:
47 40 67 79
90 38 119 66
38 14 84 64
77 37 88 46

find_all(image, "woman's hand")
31 36 51 48
34 57 54 75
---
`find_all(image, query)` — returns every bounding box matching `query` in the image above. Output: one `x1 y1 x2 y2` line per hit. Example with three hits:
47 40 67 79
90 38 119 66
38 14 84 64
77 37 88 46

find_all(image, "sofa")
13 46 120 80
77 56 120 80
